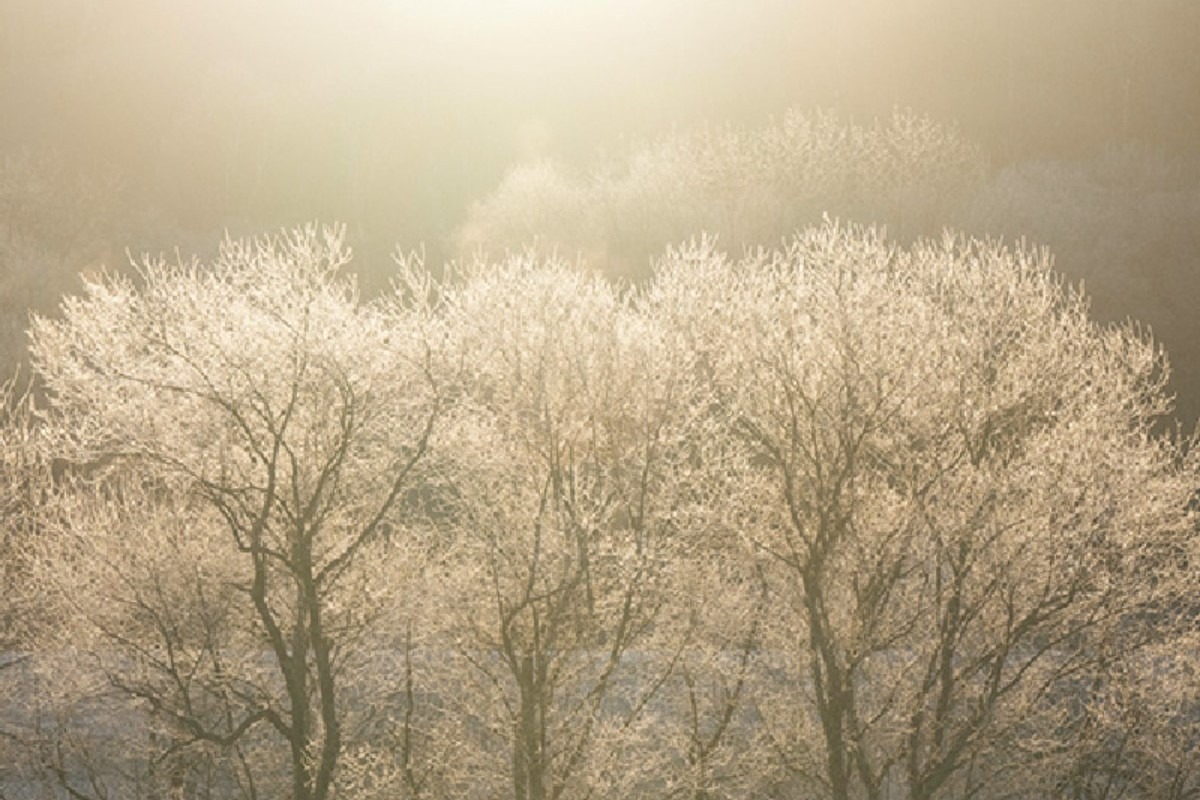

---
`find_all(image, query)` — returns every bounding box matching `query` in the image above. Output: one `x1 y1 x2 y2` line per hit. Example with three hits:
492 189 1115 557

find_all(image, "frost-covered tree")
0 379 50 787
410 256 706 800
0 380 43 654
648 222 1197 800
27 225 443 800
957 143 1200 428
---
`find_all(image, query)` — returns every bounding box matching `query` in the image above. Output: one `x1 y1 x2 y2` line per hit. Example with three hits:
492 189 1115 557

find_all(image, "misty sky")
4 0 1198 249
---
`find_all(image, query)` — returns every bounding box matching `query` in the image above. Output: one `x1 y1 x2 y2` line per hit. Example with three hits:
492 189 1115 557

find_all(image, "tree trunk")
514 652 546 800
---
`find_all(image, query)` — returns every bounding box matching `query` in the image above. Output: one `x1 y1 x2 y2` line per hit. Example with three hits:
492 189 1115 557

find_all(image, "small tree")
28 224 443 800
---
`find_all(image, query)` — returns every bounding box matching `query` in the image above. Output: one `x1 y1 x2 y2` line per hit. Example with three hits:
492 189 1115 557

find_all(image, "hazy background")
2 0 1199 423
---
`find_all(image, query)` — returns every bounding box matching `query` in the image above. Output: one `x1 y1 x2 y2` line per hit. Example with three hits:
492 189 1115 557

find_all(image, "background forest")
1 1 1199 799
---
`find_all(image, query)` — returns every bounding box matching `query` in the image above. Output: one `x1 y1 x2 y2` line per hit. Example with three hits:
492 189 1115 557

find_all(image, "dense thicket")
2 222 1195 799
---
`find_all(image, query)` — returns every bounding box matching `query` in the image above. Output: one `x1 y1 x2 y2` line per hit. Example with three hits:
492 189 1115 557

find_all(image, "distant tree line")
454 109 987 276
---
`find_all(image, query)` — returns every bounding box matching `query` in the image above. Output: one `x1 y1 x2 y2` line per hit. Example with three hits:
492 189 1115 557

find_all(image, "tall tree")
27 225 443 800
422 256 699 800
650 222 1197 800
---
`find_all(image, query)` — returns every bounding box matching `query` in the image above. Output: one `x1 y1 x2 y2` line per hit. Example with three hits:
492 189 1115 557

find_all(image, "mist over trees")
0 105 1196 800
456 111 1200 428
1 221 1196 799
1 1 1199 797
455 110 986 276
3 0 1200 421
